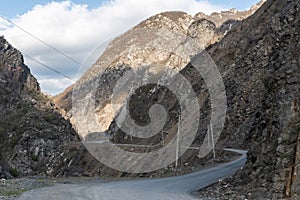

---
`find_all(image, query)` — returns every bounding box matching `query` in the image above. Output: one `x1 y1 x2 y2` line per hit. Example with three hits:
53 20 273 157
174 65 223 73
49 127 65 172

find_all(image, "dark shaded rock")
0 36 40 94
196 0 300 198
0 37 107 178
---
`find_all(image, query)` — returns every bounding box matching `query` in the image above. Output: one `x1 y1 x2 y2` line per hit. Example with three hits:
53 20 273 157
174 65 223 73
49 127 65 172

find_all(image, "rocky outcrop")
0 36 71 178
194 0 300 198
194 0 267 27
0 37 110 178
0 36 40 94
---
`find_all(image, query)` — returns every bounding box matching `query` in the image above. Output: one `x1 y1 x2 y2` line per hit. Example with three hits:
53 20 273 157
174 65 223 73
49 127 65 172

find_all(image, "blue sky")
0 0 103 17
0 0 261 94
2 0 98 17
1 0 260 18
208 0 260 10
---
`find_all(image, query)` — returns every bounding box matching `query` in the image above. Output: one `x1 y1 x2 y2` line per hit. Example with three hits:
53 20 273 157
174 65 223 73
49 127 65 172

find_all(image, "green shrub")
31 154 38 162
21 104 34 114
9 168 19 177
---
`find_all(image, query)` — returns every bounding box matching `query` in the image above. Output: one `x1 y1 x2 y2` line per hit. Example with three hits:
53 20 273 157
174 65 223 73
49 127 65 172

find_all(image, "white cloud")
0 18 11 30
39 77 74 95
0 0 226 95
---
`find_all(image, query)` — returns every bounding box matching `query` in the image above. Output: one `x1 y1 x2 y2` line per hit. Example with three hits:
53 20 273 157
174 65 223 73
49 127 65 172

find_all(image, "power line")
0 15 78 82
22 52 75 82
0 15 82 66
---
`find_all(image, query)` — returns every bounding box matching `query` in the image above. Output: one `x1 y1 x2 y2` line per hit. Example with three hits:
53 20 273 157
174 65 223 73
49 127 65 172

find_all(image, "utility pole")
210 121 216 158
175 116 180 168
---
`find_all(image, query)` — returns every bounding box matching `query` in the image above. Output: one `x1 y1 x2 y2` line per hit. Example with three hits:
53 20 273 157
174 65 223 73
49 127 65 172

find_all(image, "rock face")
0 36 73 178
0 37 110 178
0 36 40 93
196 0 300 198
194 0 266 28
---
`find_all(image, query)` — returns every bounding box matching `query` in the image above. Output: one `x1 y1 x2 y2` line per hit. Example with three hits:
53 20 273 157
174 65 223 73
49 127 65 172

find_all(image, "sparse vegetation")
0 188 28 197
44 113 59 123
31 154 38 162
9 168 19 177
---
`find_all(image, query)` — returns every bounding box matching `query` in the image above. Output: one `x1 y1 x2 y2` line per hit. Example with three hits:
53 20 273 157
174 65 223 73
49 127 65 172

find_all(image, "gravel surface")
0 177 103 200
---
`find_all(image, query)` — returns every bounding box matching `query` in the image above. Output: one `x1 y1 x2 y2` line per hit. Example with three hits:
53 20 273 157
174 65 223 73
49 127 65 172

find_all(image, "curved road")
17 149 247 200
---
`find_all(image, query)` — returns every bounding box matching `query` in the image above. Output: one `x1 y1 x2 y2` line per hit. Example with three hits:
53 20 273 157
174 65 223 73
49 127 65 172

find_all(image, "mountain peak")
135 11 191 34
0 36 40 93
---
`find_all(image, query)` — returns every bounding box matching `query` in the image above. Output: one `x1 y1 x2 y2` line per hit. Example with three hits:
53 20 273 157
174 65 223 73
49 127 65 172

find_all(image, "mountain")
54 0 265 136
2 0 298 198
51 1 267 179
0 36 75 178
56 0 299 198
0 37 114 178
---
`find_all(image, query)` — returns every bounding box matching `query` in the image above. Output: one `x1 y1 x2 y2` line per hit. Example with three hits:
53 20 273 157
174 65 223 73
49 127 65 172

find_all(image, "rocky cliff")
197 0 300 198
0 36 40 94
0 37 112 179
0 36 73 178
